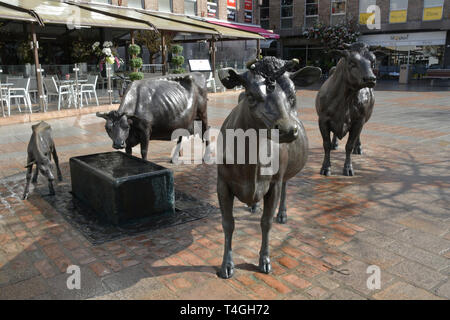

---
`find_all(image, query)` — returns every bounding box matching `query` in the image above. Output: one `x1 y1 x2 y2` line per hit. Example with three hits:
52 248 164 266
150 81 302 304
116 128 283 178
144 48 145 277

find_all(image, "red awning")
205 20 279 39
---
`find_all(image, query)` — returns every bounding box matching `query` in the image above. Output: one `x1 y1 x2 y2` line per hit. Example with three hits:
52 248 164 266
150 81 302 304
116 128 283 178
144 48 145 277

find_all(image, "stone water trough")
70 151 175 226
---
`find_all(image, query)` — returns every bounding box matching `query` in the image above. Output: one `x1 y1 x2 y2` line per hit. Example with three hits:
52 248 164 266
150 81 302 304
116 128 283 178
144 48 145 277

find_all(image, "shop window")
359 0 376 25
127 0 144 9
281 0 293 29
227 0 237 22
207 0 218 19
423 0 444 21
305 0 319 28
331 0 346 25
260 0 270 29
159 0 172 13
92 0 112 4
389 0 407 23
185 0 197 16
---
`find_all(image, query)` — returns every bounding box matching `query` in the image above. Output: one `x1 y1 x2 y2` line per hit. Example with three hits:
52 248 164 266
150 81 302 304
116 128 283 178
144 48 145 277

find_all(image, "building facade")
258 0 450 70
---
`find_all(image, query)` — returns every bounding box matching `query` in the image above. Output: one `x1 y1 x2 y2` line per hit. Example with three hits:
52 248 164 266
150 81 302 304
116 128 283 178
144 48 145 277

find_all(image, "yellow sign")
359 13 375 25
389 10 407 23
423 6 443 21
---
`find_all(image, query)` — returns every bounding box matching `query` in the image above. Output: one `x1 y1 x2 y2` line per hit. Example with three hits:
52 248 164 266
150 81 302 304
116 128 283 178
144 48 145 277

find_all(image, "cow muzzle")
113 141 126 149
363 76 377 88
273 121 299 143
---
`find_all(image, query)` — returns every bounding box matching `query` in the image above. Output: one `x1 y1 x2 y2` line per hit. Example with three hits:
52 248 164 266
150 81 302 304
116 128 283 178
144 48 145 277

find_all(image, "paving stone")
0 276 48 300
373 282 443 300
387 260 447 291
340 240 404 269
435 281 450 299
102 265 150 292
394 215 449 236
386 241 449 271
391 228 450 255
326 287 367 300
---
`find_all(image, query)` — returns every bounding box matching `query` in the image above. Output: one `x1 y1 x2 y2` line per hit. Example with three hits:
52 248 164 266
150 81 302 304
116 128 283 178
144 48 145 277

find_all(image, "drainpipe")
161 31 167 75
210 37 216 75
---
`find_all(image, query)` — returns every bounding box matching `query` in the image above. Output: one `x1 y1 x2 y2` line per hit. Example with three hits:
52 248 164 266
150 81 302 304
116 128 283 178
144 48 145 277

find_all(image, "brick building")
257 0 450 71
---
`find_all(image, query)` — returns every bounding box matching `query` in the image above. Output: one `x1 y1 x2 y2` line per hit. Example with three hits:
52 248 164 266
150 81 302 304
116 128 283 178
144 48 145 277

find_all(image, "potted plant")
128 43 144 81
92 41 123 77
170 45 186 74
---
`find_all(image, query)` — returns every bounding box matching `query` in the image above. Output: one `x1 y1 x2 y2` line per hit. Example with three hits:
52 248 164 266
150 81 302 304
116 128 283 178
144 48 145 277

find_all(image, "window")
227 0 237 22
359 0 376 25
331 0 346 25
92 0 112 4
127 0 143 9
260 0 269 29
185 0 197 16
389 0 407 23
281 0 293 29
423 0 444 21
207 0 218 19
305 0 318 28
158 0 172 13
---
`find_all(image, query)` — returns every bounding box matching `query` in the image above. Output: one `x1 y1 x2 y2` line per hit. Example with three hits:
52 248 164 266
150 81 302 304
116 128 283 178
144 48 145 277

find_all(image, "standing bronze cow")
97 73 209 162
23 121 62 200
316 43 377 176
216 57 321 278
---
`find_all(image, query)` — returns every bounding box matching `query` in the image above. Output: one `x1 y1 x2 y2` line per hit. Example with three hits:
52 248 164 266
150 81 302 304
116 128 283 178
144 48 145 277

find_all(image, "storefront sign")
359 13 375 25
227 0 236 8
360 31 447 47
244 0 252 11
423 6 443 21
389 10 407 23
244 10 252 23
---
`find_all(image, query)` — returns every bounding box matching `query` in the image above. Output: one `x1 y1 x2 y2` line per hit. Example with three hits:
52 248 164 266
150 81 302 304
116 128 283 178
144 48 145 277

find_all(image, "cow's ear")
218 68 244 89
127 118 133 126
290 66 322 87
96 112 109 120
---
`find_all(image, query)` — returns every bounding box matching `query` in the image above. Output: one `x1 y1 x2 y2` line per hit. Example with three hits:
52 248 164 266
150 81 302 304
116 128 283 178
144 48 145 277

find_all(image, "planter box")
70 151 175 225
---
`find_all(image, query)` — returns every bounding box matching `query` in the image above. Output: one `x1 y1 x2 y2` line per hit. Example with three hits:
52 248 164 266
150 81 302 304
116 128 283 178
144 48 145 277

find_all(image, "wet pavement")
0 87 449 300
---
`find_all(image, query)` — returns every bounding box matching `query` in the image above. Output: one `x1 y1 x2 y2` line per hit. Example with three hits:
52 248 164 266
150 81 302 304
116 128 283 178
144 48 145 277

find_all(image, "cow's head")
332 43 377 89
96 111 132 149
26 156 54 181
219 57 321 143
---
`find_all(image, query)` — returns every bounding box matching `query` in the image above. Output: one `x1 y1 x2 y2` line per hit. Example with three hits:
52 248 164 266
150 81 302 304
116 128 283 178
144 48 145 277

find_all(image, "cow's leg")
125 145 132 156
139 124 151 160
352 135 362 155
250 202 259 213
259 182 281 274
171 136 183 164
31 165 39 183
201 117 211 163
218 177 235 279
319 120 332 176
343 124 364 176
48 179 55 196
23 164 33 200
276 181 287 224
52 147 63 181
331 133 339 150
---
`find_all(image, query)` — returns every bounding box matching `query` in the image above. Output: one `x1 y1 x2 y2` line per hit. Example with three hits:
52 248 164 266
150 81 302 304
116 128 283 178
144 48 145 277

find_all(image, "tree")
303 18 360 51
135 30 175 65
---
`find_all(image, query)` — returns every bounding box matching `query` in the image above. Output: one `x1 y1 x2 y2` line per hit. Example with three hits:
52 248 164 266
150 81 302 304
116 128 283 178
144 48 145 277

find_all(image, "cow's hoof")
31 178 37 184
352 146 363 155
320 166 331 176
343 165 354 176
259 256 272 274
22 193 29 200
218 262 234 279
276 211 287 224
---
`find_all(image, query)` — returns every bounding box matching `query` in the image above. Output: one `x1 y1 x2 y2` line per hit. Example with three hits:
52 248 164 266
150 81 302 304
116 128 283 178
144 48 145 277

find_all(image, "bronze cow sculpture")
217 57 321 278
23 121 62 200
97 73 209 162
316 43 376 176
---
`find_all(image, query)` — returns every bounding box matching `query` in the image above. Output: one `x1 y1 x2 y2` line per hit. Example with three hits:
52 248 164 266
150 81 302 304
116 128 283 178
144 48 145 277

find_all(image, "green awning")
76 3 220 35
138 11 265 40
0 3 37 23
0 0 153 30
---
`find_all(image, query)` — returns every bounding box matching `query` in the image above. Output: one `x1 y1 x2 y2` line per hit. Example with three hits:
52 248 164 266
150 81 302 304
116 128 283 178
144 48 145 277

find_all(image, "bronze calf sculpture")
23 121 62 200
97 73 209 162
217 57 321 278
316 42 377 176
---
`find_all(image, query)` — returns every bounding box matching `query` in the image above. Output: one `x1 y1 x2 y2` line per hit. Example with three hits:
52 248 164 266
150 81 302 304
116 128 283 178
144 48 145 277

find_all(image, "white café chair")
79 75 99 107
8 77 32 114
43 76 73 110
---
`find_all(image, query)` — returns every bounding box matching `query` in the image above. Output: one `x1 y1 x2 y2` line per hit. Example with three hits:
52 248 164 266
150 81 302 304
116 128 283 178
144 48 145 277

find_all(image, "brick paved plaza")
0 87 449 300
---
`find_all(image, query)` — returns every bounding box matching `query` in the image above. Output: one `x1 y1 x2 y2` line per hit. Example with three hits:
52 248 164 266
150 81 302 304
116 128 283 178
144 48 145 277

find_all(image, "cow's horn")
96 112 108 119
291 58 299 65
246 59 257 69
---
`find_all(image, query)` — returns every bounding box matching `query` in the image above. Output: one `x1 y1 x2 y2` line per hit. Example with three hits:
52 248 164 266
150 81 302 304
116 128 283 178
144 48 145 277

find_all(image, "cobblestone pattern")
0 89 448 299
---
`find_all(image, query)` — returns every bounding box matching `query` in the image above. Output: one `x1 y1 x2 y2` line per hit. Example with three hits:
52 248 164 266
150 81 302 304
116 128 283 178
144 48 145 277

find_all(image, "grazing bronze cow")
97 73 209 162
23 122 62 200
316 43 377 176
216 57 321 278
